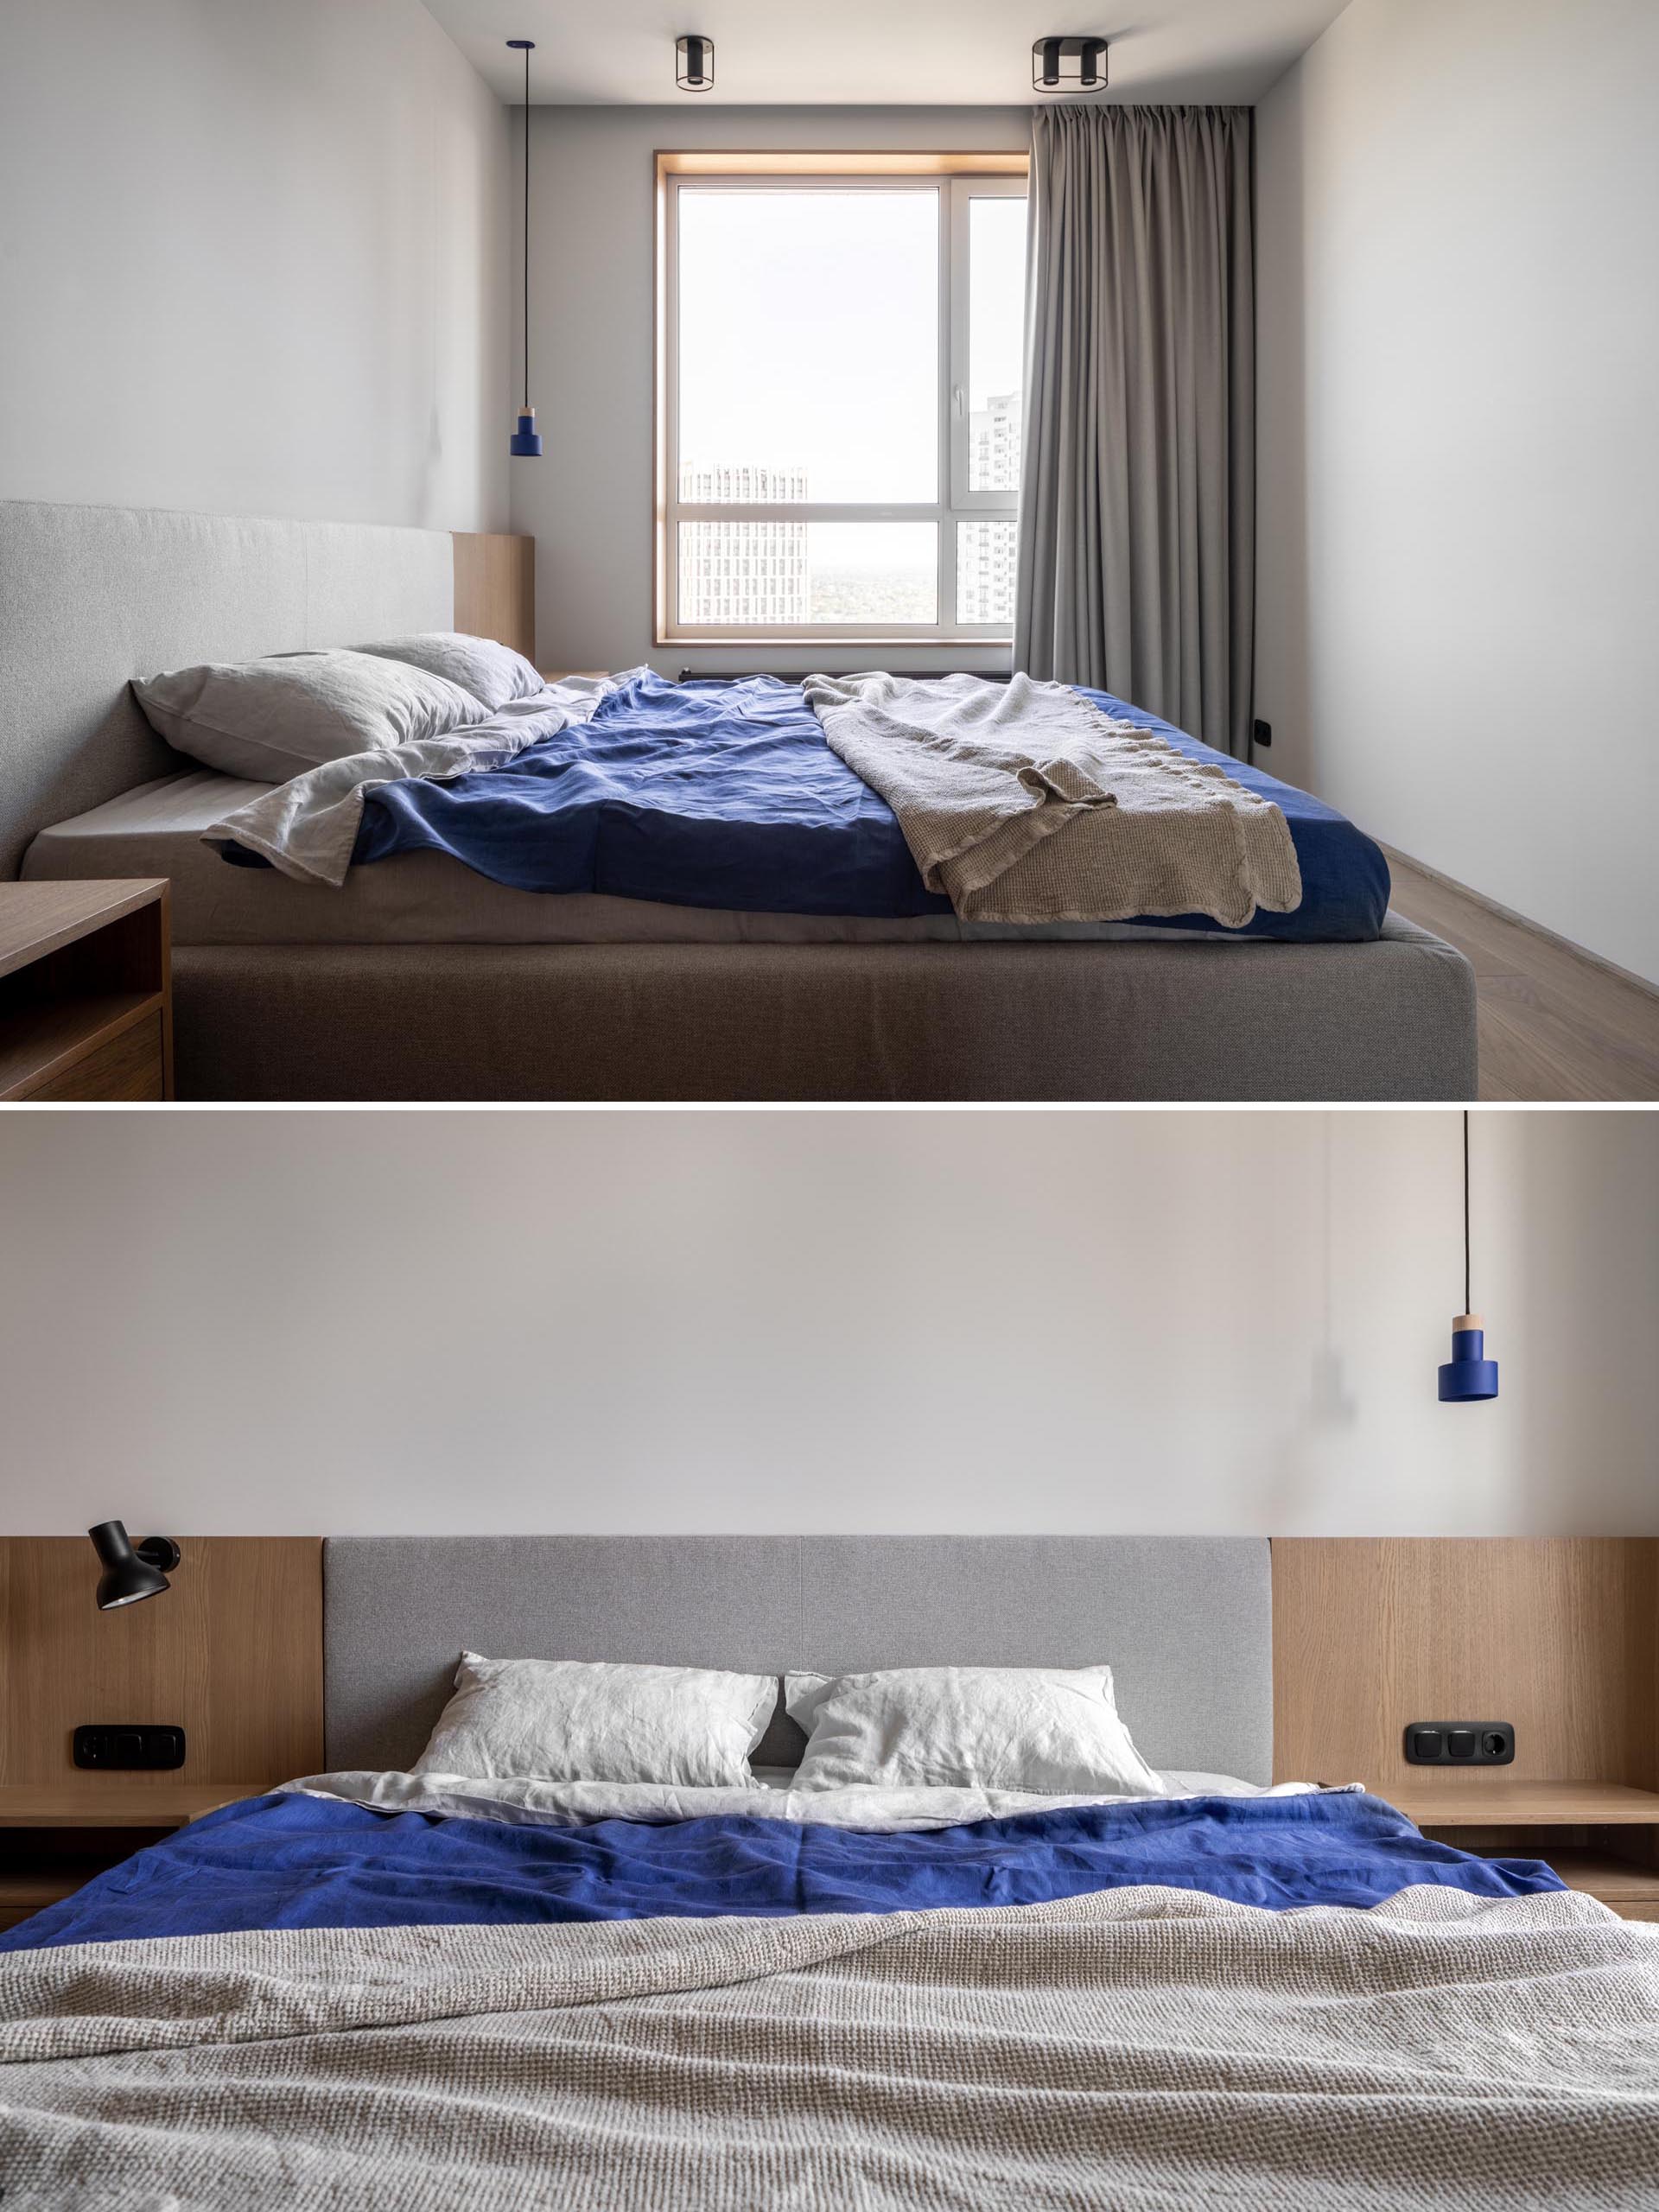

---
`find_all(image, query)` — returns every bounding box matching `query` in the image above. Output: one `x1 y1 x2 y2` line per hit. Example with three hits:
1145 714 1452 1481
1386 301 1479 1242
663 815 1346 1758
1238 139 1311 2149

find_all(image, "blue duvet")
1 1789 1559 1952
323 673 1389 941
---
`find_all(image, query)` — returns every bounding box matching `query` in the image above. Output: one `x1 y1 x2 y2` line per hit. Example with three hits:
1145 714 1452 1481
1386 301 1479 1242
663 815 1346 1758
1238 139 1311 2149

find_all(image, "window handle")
953 386 965 420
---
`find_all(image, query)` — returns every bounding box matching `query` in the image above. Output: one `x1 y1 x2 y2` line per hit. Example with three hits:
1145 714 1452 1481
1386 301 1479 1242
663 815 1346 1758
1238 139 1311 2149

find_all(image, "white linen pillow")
354 632 545 712
132 649 487 782
413 1653 778 1789
785 1664 1163 1796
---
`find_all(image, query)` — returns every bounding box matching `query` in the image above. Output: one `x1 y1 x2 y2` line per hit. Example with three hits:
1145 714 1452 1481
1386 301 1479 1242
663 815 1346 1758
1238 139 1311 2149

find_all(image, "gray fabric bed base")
173 917 1475 1102
321 1535 1274 1783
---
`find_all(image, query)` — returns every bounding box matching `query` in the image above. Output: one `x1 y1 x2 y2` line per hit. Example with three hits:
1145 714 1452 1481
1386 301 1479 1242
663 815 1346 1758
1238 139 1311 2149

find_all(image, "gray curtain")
1014 105 1255 760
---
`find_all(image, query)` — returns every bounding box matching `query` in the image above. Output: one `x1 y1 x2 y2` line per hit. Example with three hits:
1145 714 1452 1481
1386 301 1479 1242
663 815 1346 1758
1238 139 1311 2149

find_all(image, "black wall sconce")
1033 36 1109 92
677 35 714 92
88 1521 181 1611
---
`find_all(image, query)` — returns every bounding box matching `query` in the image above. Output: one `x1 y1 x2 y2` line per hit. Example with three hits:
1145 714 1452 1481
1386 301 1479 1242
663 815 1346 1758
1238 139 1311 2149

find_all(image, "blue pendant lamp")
1439 1110 1499 1402
507 39 542 458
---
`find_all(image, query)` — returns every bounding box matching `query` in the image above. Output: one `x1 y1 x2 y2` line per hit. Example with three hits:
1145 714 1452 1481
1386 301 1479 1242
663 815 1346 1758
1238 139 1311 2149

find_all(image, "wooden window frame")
654 151 1030 649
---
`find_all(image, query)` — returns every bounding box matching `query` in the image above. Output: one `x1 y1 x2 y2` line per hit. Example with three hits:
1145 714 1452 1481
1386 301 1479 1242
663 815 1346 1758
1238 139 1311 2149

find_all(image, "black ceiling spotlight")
1033 36 1109 92
88 1521 181 1611
677 35 714 92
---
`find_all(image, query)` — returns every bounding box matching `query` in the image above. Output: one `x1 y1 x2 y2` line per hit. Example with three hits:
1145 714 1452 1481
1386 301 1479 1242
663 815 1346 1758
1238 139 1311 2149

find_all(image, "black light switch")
73 1724 186 1770
1403 1721 1514 1766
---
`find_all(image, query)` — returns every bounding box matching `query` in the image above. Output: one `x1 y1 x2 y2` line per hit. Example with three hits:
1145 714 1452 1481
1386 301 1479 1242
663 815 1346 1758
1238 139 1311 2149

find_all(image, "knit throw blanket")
804 671 1303 928
3 1885 1656 2209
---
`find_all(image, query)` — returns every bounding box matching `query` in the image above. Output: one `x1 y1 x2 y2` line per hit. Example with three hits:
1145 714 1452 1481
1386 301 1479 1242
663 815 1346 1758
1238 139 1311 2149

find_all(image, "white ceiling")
425 0 1350 107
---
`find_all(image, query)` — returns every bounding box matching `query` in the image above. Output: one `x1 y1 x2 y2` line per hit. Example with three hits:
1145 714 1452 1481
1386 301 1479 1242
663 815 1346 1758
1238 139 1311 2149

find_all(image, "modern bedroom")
0 1106 1656 2203
2 2 1658 2205
1 0 1653 1103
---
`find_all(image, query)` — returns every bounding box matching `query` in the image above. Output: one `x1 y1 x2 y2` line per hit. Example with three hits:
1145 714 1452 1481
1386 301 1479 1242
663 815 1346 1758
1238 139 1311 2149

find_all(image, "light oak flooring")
1385 852 1659 1102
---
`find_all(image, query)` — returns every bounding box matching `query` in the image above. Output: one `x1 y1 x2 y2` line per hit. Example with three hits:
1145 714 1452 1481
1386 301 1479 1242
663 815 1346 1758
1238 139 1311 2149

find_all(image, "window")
657 157 1027 645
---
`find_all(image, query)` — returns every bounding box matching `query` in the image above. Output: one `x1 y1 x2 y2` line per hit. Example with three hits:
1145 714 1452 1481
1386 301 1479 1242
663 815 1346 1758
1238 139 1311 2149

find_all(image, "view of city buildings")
677 393 1020 628
959 391 1022 626
957 519 1019 627
677 463 810 628
969 390 1022 496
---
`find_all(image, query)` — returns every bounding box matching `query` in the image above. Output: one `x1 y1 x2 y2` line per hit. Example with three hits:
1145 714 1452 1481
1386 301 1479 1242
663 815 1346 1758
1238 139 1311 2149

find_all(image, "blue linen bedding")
0 1789 1560 1953
319 672 1389 941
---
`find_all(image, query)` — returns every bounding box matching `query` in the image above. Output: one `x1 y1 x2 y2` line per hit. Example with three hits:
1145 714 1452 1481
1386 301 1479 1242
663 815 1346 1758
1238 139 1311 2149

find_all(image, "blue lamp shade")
510 407 543 458
1438 1313 1498 1402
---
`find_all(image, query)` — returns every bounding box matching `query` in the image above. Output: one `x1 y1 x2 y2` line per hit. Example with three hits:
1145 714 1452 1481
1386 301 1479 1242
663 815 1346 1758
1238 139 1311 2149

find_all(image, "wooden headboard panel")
0 1539 322 1792
1273 1539 1659 1795
2 1534 1649 1806
452 532 536 664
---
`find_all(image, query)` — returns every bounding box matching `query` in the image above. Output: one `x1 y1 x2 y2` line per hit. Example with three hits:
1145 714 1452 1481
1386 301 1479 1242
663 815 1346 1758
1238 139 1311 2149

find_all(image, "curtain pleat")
1014 105 1255 760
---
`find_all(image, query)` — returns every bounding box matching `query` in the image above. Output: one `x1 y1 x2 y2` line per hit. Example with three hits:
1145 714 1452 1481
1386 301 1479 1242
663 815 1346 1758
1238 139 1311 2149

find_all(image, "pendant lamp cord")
1463 1109 1471 1316
522 42 531 413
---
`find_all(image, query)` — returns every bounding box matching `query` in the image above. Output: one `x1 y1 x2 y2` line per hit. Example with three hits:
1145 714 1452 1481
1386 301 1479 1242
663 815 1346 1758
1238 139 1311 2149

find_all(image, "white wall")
511 106 1030 677
1 1110 1652 1539
0 0 511 532
1255 0 1659 984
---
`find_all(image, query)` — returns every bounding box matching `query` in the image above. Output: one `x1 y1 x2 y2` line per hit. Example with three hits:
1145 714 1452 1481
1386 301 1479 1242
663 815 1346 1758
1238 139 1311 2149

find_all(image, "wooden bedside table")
1392 1779 1659 1923
0 1783 274 1931
0 880 172 1101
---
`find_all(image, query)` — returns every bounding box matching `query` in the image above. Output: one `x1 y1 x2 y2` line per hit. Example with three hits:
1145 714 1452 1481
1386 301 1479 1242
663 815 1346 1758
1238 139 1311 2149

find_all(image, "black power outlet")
1404 1722 1514 1766
1251 718 1273 748
73 1724 187 1770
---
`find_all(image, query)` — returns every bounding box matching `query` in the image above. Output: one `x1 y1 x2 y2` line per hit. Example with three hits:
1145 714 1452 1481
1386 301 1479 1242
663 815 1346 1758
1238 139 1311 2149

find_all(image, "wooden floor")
1385 852 1659 1102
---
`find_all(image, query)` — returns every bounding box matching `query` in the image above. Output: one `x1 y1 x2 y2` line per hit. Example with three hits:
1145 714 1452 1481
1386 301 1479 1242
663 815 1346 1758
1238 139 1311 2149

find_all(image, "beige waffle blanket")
2 1884 1657 2209
804 671 1303 927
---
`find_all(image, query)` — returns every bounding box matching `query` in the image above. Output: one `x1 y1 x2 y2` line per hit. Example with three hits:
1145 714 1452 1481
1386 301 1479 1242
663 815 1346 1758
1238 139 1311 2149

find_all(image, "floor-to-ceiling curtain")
1014 105 1255 759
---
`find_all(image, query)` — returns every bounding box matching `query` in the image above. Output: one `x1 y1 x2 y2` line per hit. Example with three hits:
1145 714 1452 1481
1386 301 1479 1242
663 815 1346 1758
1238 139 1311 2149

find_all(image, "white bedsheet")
200 675 627 887
287 1767 1327 1834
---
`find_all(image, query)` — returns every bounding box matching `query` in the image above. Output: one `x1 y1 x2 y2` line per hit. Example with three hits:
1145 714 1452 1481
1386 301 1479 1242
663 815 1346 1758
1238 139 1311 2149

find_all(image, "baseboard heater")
676 669 1014 684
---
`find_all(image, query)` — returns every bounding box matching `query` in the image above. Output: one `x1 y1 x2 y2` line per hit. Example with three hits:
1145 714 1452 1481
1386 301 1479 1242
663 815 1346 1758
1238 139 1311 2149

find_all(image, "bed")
0 499 1478 1101
1 1535 1655 2209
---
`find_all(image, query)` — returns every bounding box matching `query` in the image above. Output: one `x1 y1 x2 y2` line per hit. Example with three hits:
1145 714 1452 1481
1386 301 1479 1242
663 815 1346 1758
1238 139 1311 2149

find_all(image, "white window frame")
655 156 1027 647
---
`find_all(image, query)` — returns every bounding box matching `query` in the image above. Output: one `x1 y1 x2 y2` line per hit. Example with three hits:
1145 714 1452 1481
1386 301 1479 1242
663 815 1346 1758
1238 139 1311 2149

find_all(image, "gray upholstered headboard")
0 499 454 878
322 1535 1274 1785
